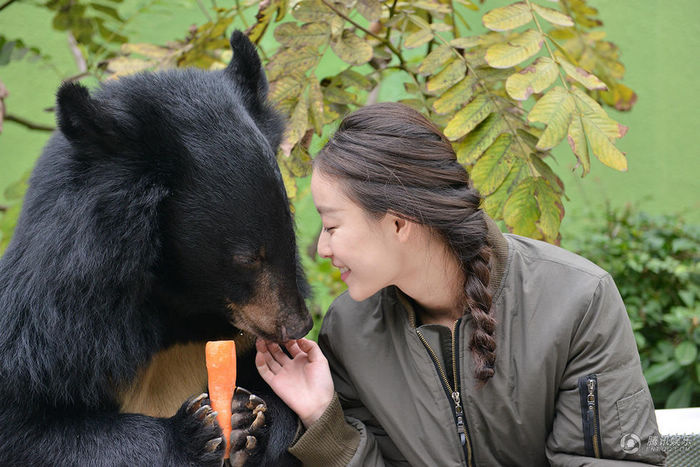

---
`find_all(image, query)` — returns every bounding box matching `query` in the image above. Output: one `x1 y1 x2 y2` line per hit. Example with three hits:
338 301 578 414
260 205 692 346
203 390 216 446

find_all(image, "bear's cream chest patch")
118 335 255 418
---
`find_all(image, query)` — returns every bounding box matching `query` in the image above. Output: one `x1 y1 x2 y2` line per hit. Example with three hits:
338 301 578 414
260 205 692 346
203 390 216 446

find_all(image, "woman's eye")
323 226 336 233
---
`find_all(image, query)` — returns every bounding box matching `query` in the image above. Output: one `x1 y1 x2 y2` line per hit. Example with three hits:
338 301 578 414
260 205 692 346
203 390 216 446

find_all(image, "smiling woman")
255 102 667 466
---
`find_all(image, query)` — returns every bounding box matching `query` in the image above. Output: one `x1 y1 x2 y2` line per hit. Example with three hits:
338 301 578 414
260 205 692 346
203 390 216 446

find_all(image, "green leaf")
357 0 382 22
665 380 693 409
528 86 575 150
644 361 681 385
454 113 505 165
418 44 454 76
506 56 559 101
533 178 564 242
426 58 467 94
503 176 563 242
432 74 477 114
559 59 607 91
485 29 544 69
567 115 590 176
675 341 698 366
444 94 495 141
482 163 523 219
471 133 515 196
503 177 540 239
403 27 434 49
331 30 373 65
274 22 330 49
482 2 533 31
531 3 574 27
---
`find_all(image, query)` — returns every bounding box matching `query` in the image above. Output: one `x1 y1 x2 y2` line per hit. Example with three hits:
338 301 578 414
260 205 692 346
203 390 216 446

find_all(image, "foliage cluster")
568 205 700 408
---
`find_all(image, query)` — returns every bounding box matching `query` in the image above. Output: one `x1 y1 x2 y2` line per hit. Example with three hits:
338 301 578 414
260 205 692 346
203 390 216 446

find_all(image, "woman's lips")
339 266 350 281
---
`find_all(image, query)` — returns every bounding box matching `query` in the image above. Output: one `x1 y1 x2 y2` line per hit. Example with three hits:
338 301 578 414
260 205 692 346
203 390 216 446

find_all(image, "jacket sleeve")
287 307 407 466
545 274 666 466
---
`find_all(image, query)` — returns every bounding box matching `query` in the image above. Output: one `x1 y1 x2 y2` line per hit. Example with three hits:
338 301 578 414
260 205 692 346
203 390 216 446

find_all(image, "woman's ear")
391 215 413 242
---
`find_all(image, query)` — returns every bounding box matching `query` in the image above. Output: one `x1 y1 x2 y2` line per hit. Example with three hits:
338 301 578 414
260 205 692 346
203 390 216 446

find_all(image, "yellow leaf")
505 56 558 100
121 43 171 60
308 77 325 135
531 3 574 27
600 82 638 111
528 86 575 150
418 44 454 76
485 29 544 69
454 114 505 165
281 95 309 157
567 115 590 176
292 0 335 22
559 59 607 90
571 87 627 140
269 76 304 106
471 133 516 196
404 27 434 49
331 30 373 65
533 178 564 243
274 22 330 48
581 115 627 171
432 74 477 114
450 37 481 49
482 1 533 32
357 0 382 22
426 58 466 94
106 57 152 78
266 47 319 80
444 94 495 141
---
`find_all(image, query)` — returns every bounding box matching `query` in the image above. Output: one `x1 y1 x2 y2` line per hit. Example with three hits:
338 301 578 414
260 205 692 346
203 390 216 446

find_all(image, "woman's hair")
314 102 496 384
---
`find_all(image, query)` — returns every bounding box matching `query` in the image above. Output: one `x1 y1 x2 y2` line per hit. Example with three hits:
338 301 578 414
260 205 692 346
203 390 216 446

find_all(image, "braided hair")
313 102 496 384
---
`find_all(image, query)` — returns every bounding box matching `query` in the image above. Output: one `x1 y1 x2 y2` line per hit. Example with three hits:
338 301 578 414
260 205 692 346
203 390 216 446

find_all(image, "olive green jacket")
289 219 666 466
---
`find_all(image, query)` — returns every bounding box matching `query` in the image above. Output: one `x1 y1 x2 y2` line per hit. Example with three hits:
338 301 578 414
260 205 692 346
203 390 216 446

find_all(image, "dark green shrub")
566 205 699 408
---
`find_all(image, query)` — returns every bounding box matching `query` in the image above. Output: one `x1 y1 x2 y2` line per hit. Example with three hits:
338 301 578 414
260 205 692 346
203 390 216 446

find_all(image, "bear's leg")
0 394 224 466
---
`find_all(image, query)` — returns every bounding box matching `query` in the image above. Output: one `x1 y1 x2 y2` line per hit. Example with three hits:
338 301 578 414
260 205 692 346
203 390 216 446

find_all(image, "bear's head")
47 31 313 343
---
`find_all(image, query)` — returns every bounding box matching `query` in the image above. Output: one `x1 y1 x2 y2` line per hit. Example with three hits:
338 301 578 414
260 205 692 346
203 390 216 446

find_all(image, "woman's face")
310 170 403 302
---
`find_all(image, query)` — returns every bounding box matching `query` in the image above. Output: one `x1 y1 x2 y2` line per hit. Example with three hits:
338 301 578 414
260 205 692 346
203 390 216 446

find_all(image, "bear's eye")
233 247 265 268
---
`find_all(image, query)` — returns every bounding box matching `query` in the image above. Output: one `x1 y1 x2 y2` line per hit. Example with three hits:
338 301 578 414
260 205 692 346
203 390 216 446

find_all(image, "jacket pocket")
578 374 603 458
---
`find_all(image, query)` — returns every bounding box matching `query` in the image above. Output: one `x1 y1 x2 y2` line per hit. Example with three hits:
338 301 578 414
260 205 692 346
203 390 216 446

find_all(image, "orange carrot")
205 340 237 459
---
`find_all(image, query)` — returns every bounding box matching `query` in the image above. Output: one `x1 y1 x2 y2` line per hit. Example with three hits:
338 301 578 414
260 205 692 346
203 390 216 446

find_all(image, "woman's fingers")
297 338 325 363
285 340 305 358
255 339 283 374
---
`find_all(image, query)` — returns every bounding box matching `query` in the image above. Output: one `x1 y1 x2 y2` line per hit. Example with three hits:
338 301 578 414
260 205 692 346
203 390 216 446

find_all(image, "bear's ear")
56 81 116 147
224 30 269 105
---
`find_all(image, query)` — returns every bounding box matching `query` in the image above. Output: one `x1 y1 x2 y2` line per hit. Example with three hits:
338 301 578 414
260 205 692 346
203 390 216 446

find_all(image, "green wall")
1 0 698 233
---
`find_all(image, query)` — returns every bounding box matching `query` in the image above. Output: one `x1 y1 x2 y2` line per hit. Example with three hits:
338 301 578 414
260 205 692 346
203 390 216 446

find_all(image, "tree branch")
67 32 87 73
4 114 55 132
0 0 19 13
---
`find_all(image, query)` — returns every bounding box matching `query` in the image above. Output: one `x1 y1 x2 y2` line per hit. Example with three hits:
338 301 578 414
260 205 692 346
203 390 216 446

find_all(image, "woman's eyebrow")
316 206 340 215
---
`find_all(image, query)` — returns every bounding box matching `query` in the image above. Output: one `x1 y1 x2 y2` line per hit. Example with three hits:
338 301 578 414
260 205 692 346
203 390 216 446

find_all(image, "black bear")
0 31 312 466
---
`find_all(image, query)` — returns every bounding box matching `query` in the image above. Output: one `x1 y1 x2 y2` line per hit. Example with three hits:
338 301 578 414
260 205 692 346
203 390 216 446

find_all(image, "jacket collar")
397 213 509 328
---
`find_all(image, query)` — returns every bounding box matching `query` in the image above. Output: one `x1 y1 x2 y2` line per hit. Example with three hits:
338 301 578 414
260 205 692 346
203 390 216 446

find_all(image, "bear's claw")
228 387 267 467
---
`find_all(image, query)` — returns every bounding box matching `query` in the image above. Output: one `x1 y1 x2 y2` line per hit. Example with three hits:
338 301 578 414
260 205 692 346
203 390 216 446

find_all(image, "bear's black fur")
0 31 312 466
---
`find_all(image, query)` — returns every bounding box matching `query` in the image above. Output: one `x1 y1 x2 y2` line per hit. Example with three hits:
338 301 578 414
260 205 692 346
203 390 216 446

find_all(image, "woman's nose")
317 231 332 258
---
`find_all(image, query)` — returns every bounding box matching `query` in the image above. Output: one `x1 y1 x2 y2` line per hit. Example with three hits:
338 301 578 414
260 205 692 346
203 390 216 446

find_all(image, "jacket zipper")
578 374 602 458
416 319 474 466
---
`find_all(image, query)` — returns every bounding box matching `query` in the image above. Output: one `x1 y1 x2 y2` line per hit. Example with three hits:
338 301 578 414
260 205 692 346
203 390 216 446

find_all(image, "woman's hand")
255 338 335 428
